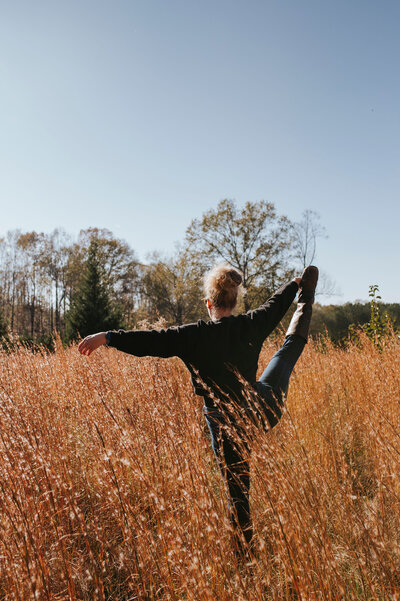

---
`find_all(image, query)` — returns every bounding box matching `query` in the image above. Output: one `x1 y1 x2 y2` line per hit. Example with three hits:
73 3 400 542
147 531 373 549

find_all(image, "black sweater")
107 280 298 409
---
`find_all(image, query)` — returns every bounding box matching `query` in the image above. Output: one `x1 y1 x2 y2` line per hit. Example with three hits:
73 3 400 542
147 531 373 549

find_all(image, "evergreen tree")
65 240 123 342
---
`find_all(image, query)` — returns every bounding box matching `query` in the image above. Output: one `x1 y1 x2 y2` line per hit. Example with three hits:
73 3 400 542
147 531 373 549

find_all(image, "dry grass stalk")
0 332 399 600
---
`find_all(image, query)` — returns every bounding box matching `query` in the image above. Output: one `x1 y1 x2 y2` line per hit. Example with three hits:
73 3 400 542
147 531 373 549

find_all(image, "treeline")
0 199 297 345
0 228 140 346
0 226 208 347
0 199 397 347
311 300 400 343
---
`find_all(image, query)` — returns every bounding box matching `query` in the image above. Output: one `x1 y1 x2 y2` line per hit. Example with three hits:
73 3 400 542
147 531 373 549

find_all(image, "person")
78 264 318 558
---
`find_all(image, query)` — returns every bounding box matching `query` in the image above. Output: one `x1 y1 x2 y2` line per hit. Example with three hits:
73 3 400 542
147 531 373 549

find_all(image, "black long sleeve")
246 280 299 342
106 279 299 408
107 280 298 360
107 322 198 359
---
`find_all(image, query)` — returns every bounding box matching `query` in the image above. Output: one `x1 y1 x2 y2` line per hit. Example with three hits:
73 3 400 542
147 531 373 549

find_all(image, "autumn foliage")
0 333 399 600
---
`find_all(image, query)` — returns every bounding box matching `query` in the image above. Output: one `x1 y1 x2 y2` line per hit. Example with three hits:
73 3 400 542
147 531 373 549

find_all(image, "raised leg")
258 334 306 395
255 265 318 430
255 334 306 429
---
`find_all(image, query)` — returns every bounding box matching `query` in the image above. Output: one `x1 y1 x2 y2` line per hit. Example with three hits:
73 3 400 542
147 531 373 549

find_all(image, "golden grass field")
0 333 399 601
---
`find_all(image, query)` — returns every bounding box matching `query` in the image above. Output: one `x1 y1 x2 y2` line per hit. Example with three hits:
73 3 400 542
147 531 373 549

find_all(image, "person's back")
77 262 318 560
181 313 263 409
104 273 299 410
178 290 295 408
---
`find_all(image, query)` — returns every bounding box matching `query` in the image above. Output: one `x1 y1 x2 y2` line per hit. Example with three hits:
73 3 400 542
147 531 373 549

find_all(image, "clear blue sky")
1 0 399 304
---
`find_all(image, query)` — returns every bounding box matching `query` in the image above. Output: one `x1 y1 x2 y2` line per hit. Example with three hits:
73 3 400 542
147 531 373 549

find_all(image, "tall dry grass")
0 333 399 601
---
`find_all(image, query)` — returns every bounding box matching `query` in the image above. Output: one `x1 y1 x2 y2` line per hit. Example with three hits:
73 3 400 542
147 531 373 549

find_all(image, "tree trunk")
11 272 15 330
50 298 54 332
55 278 59 332
30 286 36 338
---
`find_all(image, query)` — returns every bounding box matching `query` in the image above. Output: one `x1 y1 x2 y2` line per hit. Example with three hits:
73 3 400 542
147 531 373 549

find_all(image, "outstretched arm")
247 278 300 340
78 324 196 359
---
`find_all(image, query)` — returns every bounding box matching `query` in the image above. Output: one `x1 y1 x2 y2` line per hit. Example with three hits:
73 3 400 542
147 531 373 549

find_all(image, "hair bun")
216 269 242 290
203 264 243 310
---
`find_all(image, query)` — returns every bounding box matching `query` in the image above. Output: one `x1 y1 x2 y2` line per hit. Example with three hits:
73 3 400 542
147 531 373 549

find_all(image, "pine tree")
65 240 123 342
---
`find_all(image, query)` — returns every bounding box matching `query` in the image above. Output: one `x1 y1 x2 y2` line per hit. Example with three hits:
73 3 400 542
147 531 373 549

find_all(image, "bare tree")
17 232 46 337
185 199 294 311
292 210 327 269
292 210 340 298
138 247 205 325
40 229 72 333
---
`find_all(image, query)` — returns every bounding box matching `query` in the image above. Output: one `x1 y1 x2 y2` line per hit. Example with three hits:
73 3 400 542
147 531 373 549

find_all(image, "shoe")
298 265 319 302
286 266 319 341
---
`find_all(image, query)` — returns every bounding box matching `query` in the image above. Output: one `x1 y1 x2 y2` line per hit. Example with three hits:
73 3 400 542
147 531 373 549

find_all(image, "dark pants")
204 334 306 554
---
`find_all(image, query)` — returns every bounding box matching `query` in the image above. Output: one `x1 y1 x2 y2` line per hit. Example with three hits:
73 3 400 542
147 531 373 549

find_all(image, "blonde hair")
203 264 243 310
